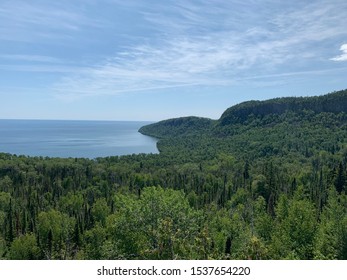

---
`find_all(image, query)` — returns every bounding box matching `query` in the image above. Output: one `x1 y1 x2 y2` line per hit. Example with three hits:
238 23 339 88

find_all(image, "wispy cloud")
0 0 105 42
0 54 83 73
53 37 241 99
238 67 347 81
330 44 347 62
0 54 63 63
52 1 347 100
0 64 88 73
0 0 336 100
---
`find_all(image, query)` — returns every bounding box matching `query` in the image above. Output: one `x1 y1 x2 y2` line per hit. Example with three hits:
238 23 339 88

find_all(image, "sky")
0 0 347 121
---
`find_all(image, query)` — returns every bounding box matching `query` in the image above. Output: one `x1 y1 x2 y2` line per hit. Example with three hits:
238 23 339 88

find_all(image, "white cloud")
0 64 87 73
0 54 63 63
0 0 106 42
330 44 347 62
43 1 347 99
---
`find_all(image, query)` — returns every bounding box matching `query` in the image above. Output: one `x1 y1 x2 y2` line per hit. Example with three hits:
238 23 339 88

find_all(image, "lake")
0 120 158 158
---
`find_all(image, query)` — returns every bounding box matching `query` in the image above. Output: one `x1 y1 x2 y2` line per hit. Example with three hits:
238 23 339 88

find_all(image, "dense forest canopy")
1 89 347 260
219 89 347 125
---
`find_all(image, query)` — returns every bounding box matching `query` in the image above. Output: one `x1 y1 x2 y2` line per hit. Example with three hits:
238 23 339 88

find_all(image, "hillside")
219 89 347 125
140 89 347 136
139 89 347 160
139 116 215 139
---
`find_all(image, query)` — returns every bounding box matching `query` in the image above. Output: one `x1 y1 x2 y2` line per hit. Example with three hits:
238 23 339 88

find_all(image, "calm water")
0 120 158 158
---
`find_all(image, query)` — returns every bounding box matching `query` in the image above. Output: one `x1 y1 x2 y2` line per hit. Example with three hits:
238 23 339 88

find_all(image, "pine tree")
334 162 345 194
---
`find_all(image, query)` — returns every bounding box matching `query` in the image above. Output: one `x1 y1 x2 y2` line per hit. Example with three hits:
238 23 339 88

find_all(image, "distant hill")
219 89 347 125
139 116 215 139
140 89 347 138
139 89 347 159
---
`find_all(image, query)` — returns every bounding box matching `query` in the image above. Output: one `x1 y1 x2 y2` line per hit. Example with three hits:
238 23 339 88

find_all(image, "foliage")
1 89 347 259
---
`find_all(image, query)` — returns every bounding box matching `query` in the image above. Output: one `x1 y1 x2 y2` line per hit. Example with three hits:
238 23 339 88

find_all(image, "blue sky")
1 0 347 121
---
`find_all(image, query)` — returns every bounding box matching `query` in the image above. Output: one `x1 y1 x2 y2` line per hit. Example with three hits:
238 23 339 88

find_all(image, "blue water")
0 120 158 158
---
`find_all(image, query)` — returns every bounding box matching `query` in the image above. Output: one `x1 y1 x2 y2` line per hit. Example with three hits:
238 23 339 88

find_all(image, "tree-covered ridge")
140 89 347 136
219 89 347 125
140 89 347 162
1 89 347 260
139 116 215 139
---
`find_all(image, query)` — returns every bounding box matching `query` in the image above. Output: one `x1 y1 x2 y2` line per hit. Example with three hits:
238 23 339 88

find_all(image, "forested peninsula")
1 89 347 260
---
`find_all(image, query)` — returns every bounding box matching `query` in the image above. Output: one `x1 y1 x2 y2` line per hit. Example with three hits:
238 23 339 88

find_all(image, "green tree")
91 198 110 227
270 188 317 259
83 224 107 259
0 237 6 259
106 187 199 259
37 210 74 259
9 233 40 260
314 189 347 259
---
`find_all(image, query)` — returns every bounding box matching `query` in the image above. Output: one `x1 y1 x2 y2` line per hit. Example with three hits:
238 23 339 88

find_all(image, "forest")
1 89 347 260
